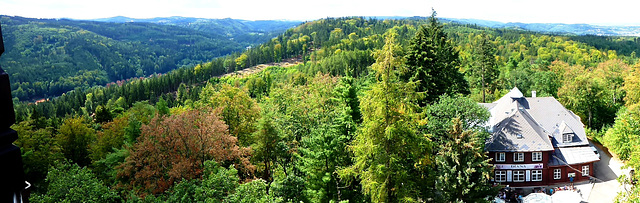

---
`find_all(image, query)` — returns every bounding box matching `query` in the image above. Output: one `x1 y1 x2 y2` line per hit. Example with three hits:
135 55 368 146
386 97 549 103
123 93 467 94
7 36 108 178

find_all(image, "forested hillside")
11 13 640 202
0 15 294 101
93 16 301 46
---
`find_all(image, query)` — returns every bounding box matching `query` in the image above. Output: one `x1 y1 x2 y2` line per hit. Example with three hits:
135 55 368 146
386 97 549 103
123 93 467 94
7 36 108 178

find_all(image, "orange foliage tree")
117 108 253 196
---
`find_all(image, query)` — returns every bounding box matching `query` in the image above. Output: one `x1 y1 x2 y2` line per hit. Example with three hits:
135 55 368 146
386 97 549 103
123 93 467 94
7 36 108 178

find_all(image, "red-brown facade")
489 151 595 187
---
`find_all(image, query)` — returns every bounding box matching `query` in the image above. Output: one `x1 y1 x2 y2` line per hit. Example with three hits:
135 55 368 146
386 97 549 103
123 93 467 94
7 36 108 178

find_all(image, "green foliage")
603 106 640 161
0 15 249 100
198 83 260 146
56 117 95 166
94 105 113 123
251 114 283 183
425 95 490 144
30 161 120 203
13 121 63 190
464 33 499 103
156 98 170 116
344 30 426 202
163 161 240 202
15 13 640 202
434 118 498 202
404 11 469 105
271 175 306 203
89 117 127 162
225 179 281 203
557 60 627 129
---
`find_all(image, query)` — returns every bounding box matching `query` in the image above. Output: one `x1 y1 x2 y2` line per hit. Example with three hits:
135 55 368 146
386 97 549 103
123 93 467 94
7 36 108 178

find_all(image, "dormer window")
562 133 573 143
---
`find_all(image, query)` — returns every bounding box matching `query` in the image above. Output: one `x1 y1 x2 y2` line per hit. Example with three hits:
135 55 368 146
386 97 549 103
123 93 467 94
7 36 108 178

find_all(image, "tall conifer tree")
404 9 469 105
344 29 427 202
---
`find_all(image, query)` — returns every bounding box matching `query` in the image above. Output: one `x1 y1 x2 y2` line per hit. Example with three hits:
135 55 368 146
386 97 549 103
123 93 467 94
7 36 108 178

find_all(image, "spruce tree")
404 10 469 105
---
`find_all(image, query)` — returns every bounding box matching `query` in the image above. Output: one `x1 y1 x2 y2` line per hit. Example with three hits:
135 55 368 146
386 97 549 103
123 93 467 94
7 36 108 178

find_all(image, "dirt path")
218 57 303 78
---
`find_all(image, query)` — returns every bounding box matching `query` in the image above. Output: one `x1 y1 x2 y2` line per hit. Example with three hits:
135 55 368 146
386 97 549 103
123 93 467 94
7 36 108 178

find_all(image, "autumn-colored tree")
117 108 253 196
199 83 260 146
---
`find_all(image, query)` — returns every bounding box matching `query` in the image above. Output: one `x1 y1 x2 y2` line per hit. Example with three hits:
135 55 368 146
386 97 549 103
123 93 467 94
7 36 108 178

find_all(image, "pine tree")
404 9 469 105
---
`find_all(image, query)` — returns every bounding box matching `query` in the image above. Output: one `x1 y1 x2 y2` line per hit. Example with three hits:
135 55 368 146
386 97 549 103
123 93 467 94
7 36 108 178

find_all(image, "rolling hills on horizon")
446 18 640 36
89 15 640 36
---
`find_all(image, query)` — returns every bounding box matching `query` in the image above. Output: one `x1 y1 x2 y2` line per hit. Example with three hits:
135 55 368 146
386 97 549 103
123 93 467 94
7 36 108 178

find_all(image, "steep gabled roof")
485 108 554 152
524 97 589 147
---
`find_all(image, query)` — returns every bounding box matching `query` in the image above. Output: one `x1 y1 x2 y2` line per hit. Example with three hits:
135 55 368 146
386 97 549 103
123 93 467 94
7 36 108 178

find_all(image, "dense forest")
8 11 640 202
0 15 297 100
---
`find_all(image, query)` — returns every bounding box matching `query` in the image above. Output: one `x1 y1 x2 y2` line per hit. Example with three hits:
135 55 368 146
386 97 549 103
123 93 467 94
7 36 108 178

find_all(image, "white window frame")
554 168 561 179
532 170 543 181
582 165 589 176
563 133 573 143
514 152 524 162
496 152 505 162
532 152 542 162
513 170 525 182
495 170 507 182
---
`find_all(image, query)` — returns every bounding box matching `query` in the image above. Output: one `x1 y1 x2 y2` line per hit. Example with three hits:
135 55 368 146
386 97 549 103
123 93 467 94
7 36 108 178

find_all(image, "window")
532 170 543 181
495 170 506 182
532 152 542 162
496 153 505 162
513 170 525 182
554 168 561 179
514 152 524 162
563 133 573 143
582 165 589 176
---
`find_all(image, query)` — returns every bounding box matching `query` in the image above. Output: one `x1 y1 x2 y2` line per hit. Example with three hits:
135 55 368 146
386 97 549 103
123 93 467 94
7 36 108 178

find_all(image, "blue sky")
1 0 638 25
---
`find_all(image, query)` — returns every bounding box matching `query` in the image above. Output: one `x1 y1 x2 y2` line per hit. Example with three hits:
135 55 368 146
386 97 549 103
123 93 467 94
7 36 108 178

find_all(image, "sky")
1 0 639 26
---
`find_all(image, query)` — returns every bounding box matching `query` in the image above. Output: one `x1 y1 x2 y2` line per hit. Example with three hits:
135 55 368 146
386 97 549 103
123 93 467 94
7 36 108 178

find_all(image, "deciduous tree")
199 83 260 146
31 161 120 203
466 33 498 103
117 108 253 195
56 117 95 166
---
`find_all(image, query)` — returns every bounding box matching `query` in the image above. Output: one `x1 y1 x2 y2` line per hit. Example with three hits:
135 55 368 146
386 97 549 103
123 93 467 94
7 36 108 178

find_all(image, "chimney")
532 90 537 98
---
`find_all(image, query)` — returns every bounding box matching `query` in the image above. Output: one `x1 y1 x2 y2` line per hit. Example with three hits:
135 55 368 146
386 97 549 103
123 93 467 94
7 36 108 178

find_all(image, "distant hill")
444 18 640 36
0 15 295 100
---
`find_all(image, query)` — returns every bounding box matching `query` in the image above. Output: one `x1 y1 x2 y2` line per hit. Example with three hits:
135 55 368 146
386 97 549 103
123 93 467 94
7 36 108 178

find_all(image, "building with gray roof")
481 87 600 187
